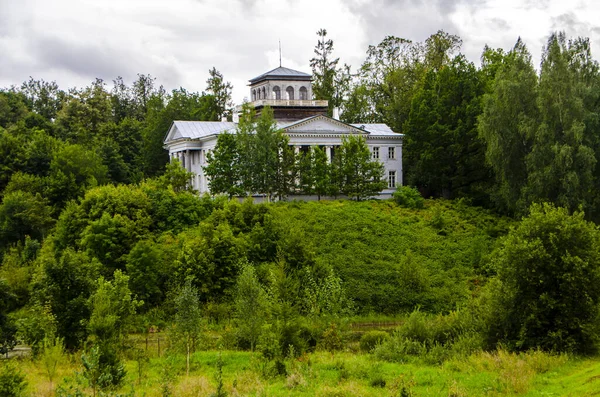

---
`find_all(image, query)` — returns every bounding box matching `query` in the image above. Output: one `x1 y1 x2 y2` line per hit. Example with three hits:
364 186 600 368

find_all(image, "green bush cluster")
373 310 482 364
359 330 390 352
393 186 424 209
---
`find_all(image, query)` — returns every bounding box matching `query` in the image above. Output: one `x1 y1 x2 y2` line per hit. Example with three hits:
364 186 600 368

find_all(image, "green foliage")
0 362 27 397
87 271 141 344
310 29 341 116
523 33 596 214
210 353 228 397
404 54 489 201
81 344 126 395
393 186 424 209
0 280 18 356
320 322 344 353
0 190 54 249
174 223 245 302
486 203 600 353
270 200 509 314
159 160 195 193
204 132 244 197
125 239 169 309
205 67 233 121
15 303 57 356
478 39 538 215
335 134 386 200
373 310 481 364
40 336 65 385
359 330 390 352
172 280 203 375
234 264 269 351
32 243 102 349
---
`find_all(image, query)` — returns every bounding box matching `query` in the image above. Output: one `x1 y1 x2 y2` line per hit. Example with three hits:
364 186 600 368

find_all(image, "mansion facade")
163 66 403 197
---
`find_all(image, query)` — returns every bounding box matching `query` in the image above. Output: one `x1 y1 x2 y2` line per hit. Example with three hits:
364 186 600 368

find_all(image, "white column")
326 146 332 163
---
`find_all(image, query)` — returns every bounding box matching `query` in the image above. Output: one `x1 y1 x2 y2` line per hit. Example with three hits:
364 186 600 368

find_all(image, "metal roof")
249 66 312 84
170 121 236 140
351 123 398 136
165 118 401 143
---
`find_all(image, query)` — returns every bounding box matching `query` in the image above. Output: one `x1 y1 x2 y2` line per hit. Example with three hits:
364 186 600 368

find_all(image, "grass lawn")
14 348 600 396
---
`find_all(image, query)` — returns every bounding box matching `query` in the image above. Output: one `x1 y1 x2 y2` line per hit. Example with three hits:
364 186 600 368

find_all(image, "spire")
279 39 282 67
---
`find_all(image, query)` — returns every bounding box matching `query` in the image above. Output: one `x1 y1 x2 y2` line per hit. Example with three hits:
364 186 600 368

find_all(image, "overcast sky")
1 0 599 104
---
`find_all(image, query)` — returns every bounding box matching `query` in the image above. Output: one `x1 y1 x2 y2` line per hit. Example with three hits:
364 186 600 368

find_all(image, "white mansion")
163 66 403 197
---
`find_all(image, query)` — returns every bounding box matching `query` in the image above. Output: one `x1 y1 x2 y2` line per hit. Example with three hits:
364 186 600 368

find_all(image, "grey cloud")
489 18 510 31
30 36 142 83
345 0 461 48
551 12 579 32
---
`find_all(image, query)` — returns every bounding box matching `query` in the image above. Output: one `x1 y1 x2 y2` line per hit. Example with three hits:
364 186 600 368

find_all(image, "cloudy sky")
1 0 599 103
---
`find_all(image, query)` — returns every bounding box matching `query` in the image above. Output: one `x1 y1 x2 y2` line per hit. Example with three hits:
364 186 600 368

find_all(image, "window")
286 86 294 100
191 151 195 165
388 171 396 188
299 86 308 100
388 146 396 160
273 86 281 100
372 146 379 160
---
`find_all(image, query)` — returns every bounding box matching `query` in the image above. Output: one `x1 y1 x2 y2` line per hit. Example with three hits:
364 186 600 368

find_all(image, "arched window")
252 89 256 101
286 86 294 100
262 87 266 100
273 86 281 100
299 86 308 100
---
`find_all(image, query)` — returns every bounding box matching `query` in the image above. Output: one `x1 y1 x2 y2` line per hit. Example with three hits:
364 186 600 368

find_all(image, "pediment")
164 123 182 143
284 116 368 135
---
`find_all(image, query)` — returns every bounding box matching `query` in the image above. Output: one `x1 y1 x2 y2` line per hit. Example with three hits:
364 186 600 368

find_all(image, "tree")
310 29 340 116
159 159 195 193
0 191 54 249
524 33 596 214
312 146 331 200
245 106 296 200
20 77 65 121
31 245 101 350
478 39 538 214
424 30 462 71
0 280 17 357
126 239 168 309
174 223 245 302
234 264 269 351
173 280 203 376
272 130 297 200
204 132 244 197
486 203 600 353
205 67 233 121
55 79 112 145
337 135 386 200
142 88 217 177
0 90 29 128
47 143 108 208
404 55 489 201
85 271 140 391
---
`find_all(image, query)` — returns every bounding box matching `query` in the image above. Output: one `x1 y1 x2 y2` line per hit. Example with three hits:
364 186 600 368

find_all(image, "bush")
0 362 27 397
486 203 600 353
359 330 390 352
393 186 424 209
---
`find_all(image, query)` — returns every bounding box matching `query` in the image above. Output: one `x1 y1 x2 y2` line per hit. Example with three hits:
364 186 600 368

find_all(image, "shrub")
359 330 390 352
0 362 27 397
486 203 600 353
393 186 424 209
369 376 386 388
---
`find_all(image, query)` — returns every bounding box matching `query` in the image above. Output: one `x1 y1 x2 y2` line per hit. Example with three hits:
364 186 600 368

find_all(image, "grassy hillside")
270 199 513 314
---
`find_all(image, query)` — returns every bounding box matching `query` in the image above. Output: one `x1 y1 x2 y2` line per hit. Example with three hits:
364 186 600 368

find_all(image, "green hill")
269 199 513 314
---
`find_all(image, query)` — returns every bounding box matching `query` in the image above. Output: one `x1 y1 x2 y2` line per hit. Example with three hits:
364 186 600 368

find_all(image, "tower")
246 66 328 121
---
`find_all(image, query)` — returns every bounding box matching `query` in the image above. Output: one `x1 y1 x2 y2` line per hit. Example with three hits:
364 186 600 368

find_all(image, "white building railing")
236 99 329 111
